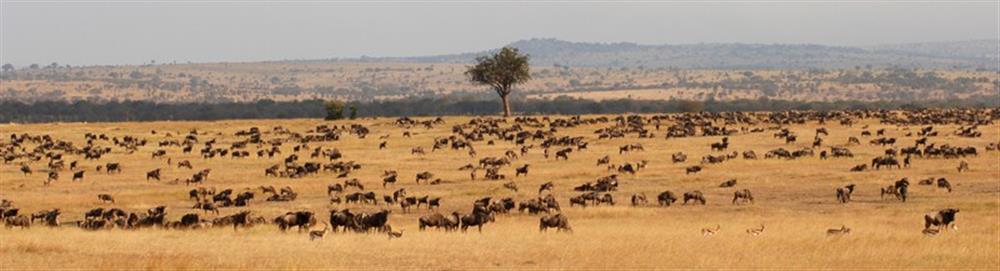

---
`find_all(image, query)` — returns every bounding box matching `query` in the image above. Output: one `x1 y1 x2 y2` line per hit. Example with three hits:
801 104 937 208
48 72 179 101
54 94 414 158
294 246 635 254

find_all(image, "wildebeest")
274 211 317 232
631 193 648 206
657 191 678 206
515 164 529 176
937 178 953 192
146 168 161 181
924 208 959 230
683 191 706 205
685 165 703 174
419 212 460 231
732 189 753 205
72 170 85 181
460 207 494 232
539 213 572 232
719 179 737 188
97 194 115 204
836 184 855 203
415 171 433 184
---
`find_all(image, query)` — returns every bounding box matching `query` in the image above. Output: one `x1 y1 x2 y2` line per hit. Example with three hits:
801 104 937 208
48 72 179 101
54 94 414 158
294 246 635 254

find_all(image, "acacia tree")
465 47 531 117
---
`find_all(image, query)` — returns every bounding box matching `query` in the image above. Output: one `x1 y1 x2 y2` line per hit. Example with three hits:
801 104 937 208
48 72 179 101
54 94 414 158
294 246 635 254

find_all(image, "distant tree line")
1 95 997 123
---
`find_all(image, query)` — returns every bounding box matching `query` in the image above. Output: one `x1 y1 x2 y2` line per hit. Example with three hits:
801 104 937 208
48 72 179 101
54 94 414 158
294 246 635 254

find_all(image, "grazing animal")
836 184 855 203
515 164 529 176
701 225 720 236
309 223 330 241
97 194 115 204
718 179 737 188
924 209 959 230
539 213 572 232
827 225 851 236
146 168 161 181
683 191 706 205
732 189 754 205
746 224 765 236
937 178 953 192
957 160 970 172
538 182 554 194
631 193 648 206
72 171 85 181
657 191 678 206
385 228 404 239
685 165 702 174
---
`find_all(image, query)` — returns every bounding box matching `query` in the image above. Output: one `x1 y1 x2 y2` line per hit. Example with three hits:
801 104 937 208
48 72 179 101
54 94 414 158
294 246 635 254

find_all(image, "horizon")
2 1 997 66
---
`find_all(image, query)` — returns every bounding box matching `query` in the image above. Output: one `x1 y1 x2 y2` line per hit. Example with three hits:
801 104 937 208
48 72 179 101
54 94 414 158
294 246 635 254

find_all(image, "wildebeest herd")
1 109 997 241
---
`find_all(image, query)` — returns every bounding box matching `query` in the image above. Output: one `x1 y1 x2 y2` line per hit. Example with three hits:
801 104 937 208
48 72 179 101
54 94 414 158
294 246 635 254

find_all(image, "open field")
1 111 998 269
2 61 996 103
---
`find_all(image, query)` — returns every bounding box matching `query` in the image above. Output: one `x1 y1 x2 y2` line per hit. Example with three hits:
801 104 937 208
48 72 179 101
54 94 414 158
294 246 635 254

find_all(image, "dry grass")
1 115 998 269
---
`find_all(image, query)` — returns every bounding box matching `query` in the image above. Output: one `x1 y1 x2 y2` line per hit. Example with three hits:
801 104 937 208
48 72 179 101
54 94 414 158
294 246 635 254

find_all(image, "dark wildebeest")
329 209 357 232
539 213 572 232
631 193 648 206
72 170 85 181
657 191 678 206
327 184 344 195
515 164 529 177
98 194 115 204
719 179 737 188
359 209 392 233
146 168 161 181
937 178 953 192
274 211 316 232
683 191 706 205
685 165 702 174
836 184 855 203
538 182 554 194
460 207 494 232
894 178 910 202
415 171 433 184
924 208 959 231
419 212 458 231
732 189 754 205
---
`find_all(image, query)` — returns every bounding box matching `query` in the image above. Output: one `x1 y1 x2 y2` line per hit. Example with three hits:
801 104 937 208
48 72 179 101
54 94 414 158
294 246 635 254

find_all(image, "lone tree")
466 47 531 117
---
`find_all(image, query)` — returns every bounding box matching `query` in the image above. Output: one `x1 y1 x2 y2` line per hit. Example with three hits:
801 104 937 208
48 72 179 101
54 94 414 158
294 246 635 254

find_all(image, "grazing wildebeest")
732 189 753 205
146 168 161 181
850 164 867 172
683 191 706 205
554 148 572 160
569 195 588 207
827 225 851 235
97 194 115 204
274 211 317 232
5 215 31 229
936 178 953 192
105 163 121 173
72 170 85 181
178 160 193 169
631 193 648 206
460 207 494 232
503 182 519 192
327 183 344 195
20 164 32 176
515 164 529 177
894 178 910 202
685 165 702 174
329 209 357 232
382 174 398 187
415 171 433 184
359 209 392 233
344 179 364 190
672 152 687 163
924 208 959 230
957 160 970 172
539 213 572 232
836 184 855 203
538 182 554 194
719 179 737 188
657 191 678 206
419 212 458 231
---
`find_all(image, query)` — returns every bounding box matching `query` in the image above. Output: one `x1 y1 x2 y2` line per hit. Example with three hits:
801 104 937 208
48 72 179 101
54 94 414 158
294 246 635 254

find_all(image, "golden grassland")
0 116 998 269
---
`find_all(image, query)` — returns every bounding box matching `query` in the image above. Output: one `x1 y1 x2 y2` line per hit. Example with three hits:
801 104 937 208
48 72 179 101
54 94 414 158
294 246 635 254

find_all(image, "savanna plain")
0 112 998 269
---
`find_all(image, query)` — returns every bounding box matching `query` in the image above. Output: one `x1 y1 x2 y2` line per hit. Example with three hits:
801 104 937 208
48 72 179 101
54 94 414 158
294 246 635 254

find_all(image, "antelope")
701 224 721 236
746 224 765 236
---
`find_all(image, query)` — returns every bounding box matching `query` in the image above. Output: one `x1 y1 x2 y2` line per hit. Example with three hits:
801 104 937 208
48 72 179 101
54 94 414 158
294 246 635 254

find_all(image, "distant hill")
382 38 998 70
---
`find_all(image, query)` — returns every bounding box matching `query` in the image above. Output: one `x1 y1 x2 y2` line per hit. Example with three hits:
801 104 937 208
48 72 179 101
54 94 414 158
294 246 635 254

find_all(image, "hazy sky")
1 0 997 66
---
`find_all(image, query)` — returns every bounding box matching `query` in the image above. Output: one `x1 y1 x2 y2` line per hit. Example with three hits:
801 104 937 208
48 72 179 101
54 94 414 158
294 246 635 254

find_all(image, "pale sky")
1 0 997 66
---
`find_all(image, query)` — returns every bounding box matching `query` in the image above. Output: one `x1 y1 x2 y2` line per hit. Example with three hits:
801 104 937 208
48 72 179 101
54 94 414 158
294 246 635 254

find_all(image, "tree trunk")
500 94 511 117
